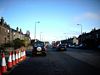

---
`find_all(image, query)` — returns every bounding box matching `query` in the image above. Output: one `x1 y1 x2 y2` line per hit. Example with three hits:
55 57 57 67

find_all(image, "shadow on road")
26 50 47 57
26 50 33 57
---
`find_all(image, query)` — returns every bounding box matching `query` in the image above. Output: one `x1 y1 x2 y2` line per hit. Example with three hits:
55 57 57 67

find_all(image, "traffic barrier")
23 50 26 60
12 51 16 66
20 50 23 61
15 50 18 64
18 50 21 62
0 47 27 75
22 49 25 60
7 52 13 69
1 53 7 73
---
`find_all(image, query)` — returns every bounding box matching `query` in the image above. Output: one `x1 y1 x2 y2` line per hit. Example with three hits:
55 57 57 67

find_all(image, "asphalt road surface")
8 48 100 75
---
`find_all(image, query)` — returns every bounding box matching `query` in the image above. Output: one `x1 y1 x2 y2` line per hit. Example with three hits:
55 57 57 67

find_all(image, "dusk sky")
0 0 100 42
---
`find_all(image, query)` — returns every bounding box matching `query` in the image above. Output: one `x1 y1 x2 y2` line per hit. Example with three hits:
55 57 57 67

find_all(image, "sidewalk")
66 51 100 69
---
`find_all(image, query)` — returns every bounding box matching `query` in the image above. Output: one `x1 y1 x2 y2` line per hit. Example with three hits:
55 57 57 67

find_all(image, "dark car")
57 44 67 51
32 41 46 56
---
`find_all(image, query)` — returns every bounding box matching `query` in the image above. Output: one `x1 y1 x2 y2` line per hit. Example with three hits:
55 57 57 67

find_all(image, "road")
8 48 100 75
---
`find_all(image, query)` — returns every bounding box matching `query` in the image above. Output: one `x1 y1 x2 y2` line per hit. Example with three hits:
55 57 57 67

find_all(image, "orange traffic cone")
23 50 26 60
20 50 23 61
12 51 16 66
1 53 7 73
21 47 24 60
15 50 18 64
20 50 22 62
18 50 21 62
7 52 13 69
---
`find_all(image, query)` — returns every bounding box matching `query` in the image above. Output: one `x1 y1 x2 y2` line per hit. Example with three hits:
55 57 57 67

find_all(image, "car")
57 44 67 51
32 41 46 56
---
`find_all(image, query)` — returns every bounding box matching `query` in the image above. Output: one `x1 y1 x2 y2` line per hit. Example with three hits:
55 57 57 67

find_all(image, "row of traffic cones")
0 49 26 74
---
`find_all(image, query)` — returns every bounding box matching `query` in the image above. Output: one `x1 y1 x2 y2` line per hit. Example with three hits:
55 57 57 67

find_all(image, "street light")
77 24 83 44
34 21 40 40
77 24 82 35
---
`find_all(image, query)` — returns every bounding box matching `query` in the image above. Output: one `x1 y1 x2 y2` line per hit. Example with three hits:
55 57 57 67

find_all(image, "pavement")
65 48 100 69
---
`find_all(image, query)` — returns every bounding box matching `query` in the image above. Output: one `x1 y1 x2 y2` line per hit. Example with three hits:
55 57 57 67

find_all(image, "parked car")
32 41 46 56
57 44 67 51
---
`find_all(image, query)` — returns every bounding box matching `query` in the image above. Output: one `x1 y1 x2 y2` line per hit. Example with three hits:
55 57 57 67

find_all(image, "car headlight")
37 47 42 51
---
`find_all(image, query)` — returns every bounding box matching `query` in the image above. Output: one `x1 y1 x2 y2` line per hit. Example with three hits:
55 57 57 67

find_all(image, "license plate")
37 52 42 54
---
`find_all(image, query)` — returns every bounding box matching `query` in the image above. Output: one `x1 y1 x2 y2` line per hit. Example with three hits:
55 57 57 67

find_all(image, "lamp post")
77 24 83 44
34 21 40 40
77 24 82 35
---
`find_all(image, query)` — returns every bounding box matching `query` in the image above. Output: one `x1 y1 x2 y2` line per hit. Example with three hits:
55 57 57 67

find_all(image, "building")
0 17 10 45
78 28 100 48
73 36 79 45
11 27 25 40
62 36 78 46
0 17 31 46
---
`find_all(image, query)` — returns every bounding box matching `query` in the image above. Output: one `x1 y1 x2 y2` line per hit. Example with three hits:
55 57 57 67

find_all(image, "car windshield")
34 42 44 47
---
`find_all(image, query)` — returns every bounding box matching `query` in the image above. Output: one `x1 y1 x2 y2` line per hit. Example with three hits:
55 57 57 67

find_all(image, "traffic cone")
1 53 7 73
18 50 21 62
22 49 25 60
23 50 26 60
7 52 13 69
15 50 18 64
20 50 23 61
12 51 16 66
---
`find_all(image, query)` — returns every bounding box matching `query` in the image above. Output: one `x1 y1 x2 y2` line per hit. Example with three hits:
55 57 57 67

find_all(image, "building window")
13 32 15 36
8 29 9 33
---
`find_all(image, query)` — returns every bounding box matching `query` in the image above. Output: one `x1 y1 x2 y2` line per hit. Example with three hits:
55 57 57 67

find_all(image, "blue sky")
0 0 100 42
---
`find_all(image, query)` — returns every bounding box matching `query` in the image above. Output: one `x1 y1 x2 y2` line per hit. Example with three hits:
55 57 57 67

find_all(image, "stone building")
0 17 10 45
78 28 100 48
0 17 31 46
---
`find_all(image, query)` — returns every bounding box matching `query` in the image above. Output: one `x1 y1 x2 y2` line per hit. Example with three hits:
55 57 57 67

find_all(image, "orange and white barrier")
15 50 19 64
1 53 7 73
23 50 26 60
8 52 13 69
18 50 21 62
20 50 23 61
0 47 27 74
12 51 16 66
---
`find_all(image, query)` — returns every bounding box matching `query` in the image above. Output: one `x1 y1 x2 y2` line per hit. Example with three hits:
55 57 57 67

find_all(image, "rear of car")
57 44 67 51
32 41 46 56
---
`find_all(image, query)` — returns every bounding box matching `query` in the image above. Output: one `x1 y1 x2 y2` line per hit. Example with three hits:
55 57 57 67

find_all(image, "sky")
0 0 100 42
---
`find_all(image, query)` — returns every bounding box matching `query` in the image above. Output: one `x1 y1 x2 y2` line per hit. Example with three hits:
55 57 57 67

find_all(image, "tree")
13 38 25 49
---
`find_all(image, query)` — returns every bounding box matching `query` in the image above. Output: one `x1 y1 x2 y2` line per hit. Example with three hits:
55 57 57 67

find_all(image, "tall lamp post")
34 21 40 40
77 24 82 44
77 24 82 35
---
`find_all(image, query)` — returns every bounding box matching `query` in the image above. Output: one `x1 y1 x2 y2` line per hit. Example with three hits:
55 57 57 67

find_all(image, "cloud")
74 12 100 22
